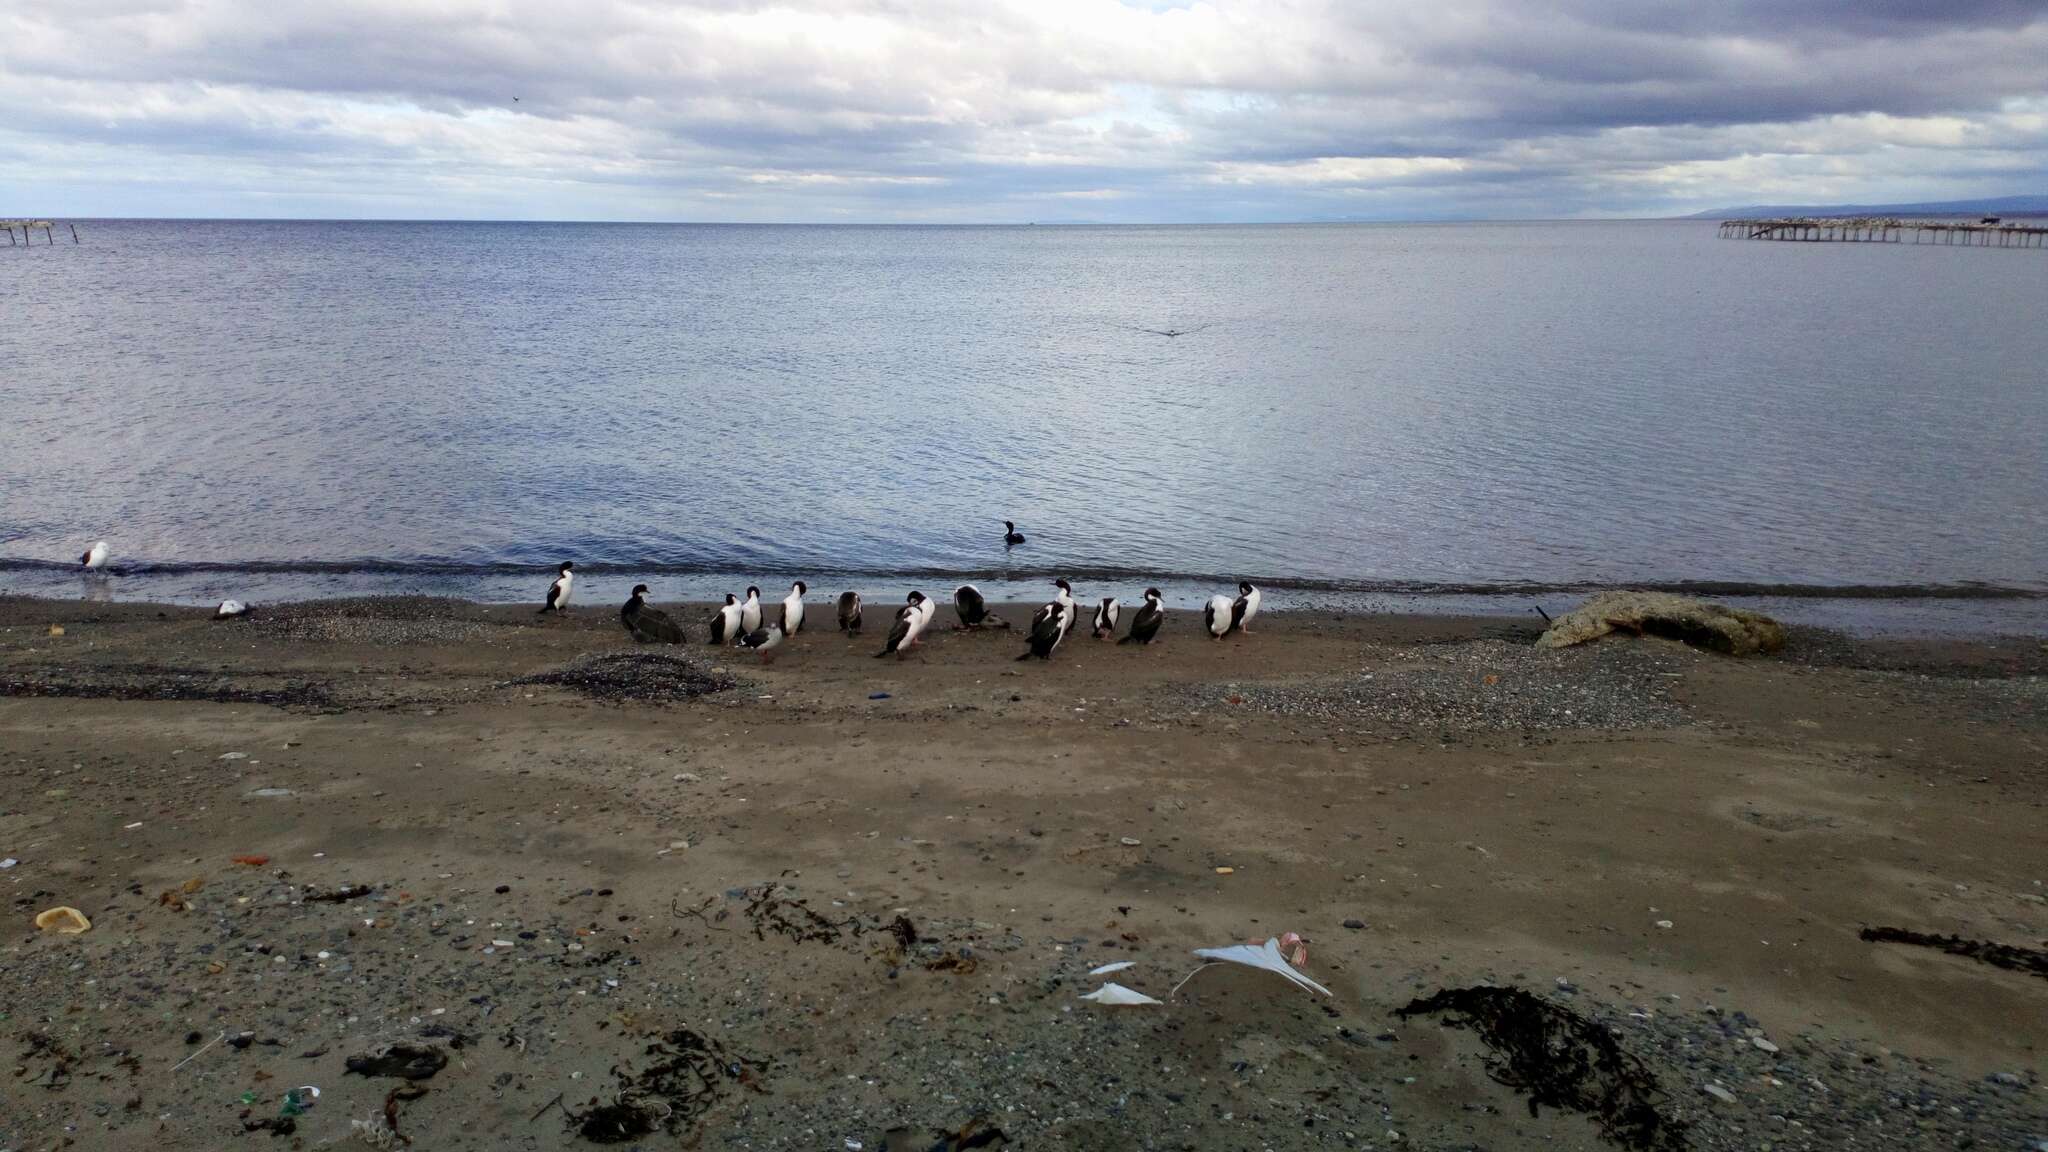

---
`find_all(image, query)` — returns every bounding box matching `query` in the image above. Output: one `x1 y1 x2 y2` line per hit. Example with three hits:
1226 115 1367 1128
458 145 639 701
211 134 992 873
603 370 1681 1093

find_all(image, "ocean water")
2 219 2044 629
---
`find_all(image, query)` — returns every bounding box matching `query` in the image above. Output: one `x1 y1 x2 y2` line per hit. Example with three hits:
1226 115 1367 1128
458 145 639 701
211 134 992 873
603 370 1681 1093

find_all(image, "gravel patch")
1183 638 1695 732
514 652 737 703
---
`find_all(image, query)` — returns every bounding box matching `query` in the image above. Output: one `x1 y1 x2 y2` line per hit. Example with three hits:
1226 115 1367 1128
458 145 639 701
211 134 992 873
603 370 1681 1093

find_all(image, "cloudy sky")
2 0 2044 222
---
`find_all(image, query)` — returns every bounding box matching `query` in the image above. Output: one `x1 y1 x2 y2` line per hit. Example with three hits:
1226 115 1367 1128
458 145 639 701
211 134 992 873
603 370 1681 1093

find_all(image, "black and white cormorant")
1018 593 1071 661
710 593 743 645
740 586 763 634
1119 588 1164 645
782 581 807 634
1091 596 1120 639
80 540 109 570
953 584 1007 629
875 594 929 659
538 562 574 614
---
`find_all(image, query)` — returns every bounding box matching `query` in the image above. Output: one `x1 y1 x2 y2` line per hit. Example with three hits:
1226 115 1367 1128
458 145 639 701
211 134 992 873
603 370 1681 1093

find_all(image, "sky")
1 0 2044 223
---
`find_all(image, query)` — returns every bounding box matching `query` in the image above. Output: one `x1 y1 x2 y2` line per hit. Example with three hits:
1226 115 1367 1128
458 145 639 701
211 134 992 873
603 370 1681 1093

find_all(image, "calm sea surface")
2 220 2044 629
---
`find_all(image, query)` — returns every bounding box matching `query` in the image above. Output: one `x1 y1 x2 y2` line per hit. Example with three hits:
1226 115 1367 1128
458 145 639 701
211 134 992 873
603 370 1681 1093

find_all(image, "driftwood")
1536 592 1784 656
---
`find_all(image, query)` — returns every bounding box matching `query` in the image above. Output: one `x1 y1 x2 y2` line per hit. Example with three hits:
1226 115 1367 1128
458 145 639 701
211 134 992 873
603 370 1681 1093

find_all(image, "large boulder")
1536 591 1786 656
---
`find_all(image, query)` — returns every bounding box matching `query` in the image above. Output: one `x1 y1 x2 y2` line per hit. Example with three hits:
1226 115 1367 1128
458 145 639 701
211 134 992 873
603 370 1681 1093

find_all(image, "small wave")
0 556 2039 600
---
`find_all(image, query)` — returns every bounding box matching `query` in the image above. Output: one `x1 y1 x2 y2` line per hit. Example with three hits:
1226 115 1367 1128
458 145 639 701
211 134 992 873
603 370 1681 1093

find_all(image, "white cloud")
0 0 2042 219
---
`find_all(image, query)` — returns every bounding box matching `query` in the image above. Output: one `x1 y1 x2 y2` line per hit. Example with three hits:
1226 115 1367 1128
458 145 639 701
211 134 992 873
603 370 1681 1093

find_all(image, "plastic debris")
1181 937 1331 997
219 752 248 761
0 858 16 870
233 854 271 867
1213 866 1234 875
1088 961 1136 976
281 1085 321 1116
1119 837 1142 846
34 906 92 934
1079 982 1162 1006
868 692 892 700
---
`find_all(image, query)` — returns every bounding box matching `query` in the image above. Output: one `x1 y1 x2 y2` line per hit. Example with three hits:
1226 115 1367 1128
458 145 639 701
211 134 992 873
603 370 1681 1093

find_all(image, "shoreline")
2 594 2042 1149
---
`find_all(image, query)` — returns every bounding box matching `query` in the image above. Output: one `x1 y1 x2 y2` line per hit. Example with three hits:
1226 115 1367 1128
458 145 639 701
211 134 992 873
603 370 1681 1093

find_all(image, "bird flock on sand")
68 522 1263 660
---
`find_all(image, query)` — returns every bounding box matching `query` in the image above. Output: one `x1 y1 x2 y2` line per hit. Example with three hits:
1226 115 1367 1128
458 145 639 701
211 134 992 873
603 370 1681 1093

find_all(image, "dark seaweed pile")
1861 926 2048 979
1399 986 1688 1152
569 1027 768 1143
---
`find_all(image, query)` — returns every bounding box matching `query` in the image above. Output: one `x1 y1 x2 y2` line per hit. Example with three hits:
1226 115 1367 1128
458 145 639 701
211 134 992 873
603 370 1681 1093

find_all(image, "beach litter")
345 1043 448 1080
1398 985 1687 1152
1536 591 1784 656
1080 982 1162 1006
1088 961 1136 976
879 1116 1008 1150
0 857 17 869
33 906 92 934
233 854 271 867
1172 935 1331 998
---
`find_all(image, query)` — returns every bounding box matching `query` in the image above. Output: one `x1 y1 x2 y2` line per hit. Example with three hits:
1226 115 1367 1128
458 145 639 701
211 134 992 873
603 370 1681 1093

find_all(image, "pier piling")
1719 216 2045 248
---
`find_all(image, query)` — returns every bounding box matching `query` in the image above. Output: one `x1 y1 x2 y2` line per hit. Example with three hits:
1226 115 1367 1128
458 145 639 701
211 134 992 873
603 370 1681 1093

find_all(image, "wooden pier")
1719 216 2047 248
2 219 79 245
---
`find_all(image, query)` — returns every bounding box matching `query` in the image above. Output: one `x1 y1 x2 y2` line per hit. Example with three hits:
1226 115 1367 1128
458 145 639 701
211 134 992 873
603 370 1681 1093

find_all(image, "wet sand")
1 595 2043 1150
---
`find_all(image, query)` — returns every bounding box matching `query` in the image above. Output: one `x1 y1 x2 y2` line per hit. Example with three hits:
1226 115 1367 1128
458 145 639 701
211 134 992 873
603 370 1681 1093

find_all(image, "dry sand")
1 594 2043 1151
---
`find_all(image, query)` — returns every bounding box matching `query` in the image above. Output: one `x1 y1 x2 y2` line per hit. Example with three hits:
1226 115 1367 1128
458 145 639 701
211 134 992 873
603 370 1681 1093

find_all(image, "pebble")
1754 1037 1780 1053
1704 1084 1738 1103
1119 837 1142 847
1655 920 1674 929
1342 919 1366 930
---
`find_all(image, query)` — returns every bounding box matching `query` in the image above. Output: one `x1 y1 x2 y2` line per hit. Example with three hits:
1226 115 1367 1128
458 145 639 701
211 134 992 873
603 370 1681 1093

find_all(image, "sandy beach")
1 593 2042 1151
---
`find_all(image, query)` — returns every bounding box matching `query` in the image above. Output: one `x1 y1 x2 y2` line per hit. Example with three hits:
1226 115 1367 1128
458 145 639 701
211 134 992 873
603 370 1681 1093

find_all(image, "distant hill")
1687 194 2048 220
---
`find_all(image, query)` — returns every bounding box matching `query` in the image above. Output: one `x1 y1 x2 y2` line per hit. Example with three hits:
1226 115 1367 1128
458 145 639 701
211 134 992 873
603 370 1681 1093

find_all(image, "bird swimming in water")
837 591 863 634
80 540 109 570
538 562 574 614
1119 588 1164 645
781 581 807 634
953 584 1007 629
1018 592 1072 661
875 594 929 659
709 593 743 645
740 586 763 634
1091 596 1120 639
621 585 685 643
737 621 786 663
1003 521 1026 546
